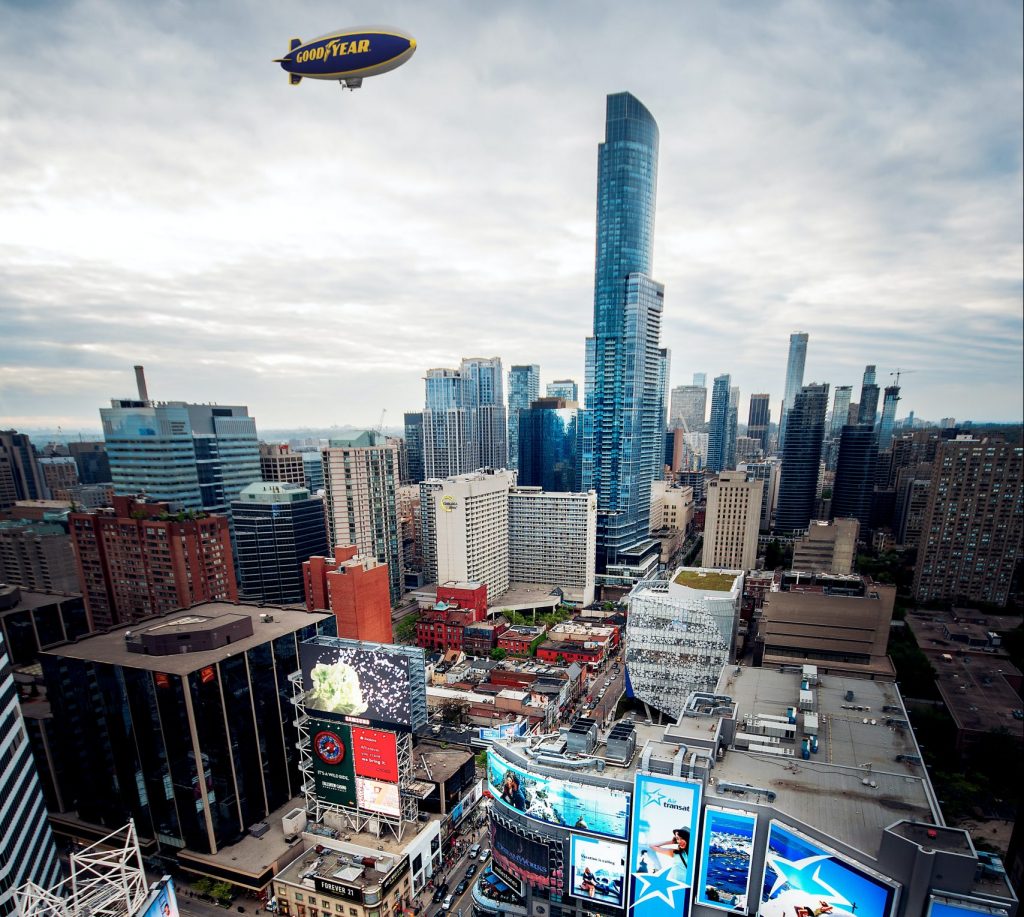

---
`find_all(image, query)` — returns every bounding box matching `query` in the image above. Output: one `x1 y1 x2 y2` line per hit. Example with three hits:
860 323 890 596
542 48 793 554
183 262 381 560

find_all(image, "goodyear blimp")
275 26 416 90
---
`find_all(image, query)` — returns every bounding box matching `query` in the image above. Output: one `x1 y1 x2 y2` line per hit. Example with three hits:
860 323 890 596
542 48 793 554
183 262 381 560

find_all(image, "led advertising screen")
696 806 757 912
487 751 630 838
569 835 627 909
491 821 551 889
301 641 412 731
761 822 898 917
629 773 702 917
479 720 529 742
310 719 358 807
927 898 1009 917
350 727 399 782
139 879 179 917
356 777 401 817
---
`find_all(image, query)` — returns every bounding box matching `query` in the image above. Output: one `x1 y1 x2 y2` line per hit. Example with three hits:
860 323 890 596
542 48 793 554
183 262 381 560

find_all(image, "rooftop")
412 740 474 784
673 569 739 591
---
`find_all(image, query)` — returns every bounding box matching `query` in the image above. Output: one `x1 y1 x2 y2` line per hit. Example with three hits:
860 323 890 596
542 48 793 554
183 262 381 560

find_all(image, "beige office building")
793 518 859 574
650 481 694 532
259 442 306 486
702 471 763 571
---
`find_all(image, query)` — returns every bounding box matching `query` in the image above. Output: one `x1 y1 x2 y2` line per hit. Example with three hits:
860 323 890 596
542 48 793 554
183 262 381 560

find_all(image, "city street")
579 648 625 725
417 808 489 917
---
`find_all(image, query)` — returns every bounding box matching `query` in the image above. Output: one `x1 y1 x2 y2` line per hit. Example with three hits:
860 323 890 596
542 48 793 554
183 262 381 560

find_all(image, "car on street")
468 843 481 859
480 848 490 860
466 864 478 878
432 883 449 903
455 879 469 894
441 894 454 911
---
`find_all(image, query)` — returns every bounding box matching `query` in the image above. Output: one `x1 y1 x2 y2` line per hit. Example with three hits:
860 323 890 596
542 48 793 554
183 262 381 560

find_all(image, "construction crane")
888 368 917 386
373 408 387 437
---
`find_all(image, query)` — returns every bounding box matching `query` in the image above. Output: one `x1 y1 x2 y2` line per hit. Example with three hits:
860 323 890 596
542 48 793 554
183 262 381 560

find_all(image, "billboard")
487 751 630 839
628 773 702 917
310 719 357 807
350 727 399 782
356 777 401 817
479 720 529 742
695 806 756 912
138 879 179 917
760 822 898 917
569 835 627 909
301 641 412 731
491 821 550 889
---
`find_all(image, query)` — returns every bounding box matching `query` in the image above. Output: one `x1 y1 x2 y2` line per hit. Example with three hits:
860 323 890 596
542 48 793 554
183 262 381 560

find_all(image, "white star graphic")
765 852 853 908
632 866 689 908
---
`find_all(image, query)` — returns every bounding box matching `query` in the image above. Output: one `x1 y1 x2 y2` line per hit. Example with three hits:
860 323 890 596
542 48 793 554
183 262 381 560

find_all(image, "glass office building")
778 332 808 450
706 374 731 473
582 92 665 571
518 398 581 493
507 365 540 472
775 383 829 533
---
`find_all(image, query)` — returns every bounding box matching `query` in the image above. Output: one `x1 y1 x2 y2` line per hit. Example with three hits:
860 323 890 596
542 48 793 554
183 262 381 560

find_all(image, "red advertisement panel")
350 726 399 782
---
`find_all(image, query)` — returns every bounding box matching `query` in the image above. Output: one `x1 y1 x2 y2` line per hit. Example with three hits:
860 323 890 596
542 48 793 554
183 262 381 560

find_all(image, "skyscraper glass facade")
582 92 663 570
831 423 877 534
507 364 540 471
830 386 854 439
779 332 808 449
858 365 880 425
403 411 424 483
706 374 731 473
747 393 771 451
878 385 901 449
518 399 581 492
775 382 829 533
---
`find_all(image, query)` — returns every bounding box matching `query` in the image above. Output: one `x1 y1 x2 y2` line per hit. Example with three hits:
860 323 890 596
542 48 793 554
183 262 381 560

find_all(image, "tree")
438 698 469 725
490 648 507 661
210 883 234 905
193 879 213 897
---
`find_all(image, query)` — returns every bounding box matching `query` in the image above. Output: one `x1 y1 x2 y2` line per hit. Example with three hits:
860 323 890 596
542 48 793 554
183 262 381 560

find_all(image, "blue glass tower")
706 374 731 473
581 92 663 571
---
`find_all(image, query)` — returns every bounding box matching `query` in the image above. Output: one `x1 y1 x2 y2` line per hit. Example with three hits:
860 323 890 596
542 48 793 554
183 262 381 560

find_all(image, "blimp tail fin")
289 37 302 52
289 73 302 86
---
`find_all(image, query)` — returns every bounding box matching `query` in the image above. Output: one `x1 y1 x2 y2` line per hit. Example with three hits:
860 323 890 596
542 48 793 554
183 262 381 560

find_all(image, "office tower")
546 379 578 401
387 434 408 486
0 430 44 510
831 424 877 533
507 364 540 471
321 431 403 606
403 412 425 483
748 393 771 451
706 374 732 473
914 437 1024 607
40 604 335 855
508 488 597 605
38 456 79 499
232 482 329 605
725 386 740 470
100 400 260 517
702 472 764 570
829 386 854 439
67 440 111 484
739 459 781 532
422 469 514 598
669 384 707 433
422 367 475 478
0 518 78 593
582 92 664 571
518 398 581 492
692 372 706 387
70 496 237 628
461 356 507 468
735 435 761 463
778 332 809 449
301 449 325 492
259 442 305 486
858 364 879 425
775 383 829 533
303 545 393 643
894 465 933 548
878 385 901 450
792 518 859 574
0 630 62 916
63 482 112 510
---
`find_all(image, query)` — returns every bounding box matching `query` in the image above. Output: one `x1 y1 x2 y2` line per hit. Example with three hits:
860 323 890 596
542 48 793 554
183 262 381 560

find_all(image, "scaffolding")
15 821 149 917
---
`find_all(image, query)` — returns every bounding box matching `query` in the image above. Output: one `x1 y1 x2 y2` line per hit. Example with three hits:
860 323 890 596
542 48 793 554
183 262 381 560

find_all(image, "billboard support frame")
291 671 417 840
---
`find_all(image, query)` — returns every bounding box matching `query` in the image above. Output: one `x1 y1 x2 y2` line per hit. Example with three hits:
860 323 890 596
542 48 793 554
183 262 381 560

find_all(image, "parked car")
441 894 454 911
455 879 469 894
468 843 481 859
432 883 449 903
466 864 478 878
480 848 491 861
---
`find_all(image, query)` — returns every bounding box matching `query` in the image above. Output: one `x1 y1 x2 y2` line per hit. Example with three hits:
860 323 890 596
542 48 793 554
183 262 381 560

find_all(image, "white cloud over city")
1 0 1021 430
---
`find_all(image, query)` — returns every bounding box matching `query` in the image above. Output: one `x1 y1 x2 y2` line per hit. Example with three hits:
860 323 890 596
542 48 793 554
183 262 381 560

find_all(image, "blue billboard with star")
760 821 898 917
628 773 702 917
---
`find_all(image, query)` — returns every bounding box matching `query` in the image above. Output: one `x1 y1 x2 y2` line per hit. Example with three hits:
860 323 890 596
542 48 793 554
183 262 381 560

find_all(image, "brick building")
303 545 393 643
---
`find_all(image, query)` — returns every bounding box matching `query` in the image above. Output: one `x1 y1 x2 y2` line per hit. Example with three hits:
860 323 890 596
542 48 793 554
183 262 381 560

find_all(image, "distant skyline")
1 1 1021 430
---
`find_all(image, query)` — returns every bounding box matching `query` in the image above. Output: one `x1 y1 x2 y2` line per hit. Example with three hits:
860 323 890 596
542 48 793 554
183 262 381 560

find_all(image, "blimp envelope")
276 27 416 86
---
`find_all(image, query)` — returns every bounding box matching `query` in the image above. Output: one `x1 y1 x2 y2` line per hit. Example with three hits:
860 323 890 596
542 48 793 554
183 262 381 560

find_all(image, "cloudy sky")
1 0 1021 432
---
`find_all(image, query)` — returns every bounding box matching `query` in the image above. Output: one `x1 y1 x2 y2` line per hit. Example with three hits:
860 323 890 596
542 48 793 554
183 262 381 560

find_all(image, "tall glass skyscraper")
878 385 901 449
519 398 581 492
775 382 829 533
748 393 771 451
831 423 877 533
507 364 540 471
706 374 731 473
778 332 809 450
582 93 664 571
403 411 424 483
858 364 880 425
829 386 854 439
461 357 507 469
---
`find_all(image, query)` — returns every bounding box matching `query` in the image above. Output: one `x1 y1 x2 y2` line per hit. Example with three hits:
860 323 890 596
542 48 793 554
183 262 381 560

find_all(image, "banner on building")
695 806 757 912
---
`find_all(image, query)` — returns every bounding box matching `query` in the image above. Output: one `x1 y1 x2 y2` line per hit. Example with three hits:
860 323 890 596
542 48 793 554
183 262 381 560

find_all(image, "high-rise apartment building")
301 449 325 492
914 437 1024 607
0 630 62 916
303 545 394 643
829 386 854 439
582 92 664 571
669 384 707 433
831 423 878 533
545 379 578 401
38 456 79 499
69 496 237 629
692 372 706 387
706 374 732 473
518 398 581 492
507 364 540 472
461 356 507 469
878 385 901 450
747 393 771 451
726 385 740 470
321 431 403 606
778 332 808 449
702 471 764 571
421 366 484 478
231 482 329 605
403 412 425 483
738 459 781 532
67 440 111 485
858 364 880 425
0 430 44 511
101 400 260 517
508 488 597 605
258 442 305 486
0 519 78 594
775 383 829 533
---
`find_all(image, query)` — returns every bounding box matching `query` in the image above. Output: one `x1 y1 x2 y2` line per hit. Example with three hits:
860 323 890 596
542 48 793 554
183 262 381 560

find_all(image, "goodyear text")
295 38 370 64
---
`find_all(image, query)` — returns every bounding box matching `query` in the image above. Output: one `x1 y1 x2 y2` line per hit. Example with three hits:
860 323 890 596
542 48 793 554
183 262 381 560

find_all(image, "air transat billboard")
628 773 702 917
760 821 898 917
696 806 756 912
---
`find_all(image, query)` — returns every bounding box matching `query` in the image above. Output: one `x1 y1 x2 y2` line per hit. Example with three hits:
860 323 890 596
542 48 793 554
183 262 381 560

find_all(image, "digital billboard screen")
301 641 412 731
350 727 399 782
927 898 1009 917
139 879 179 917
695 806 756 912
761 822 898 917
310 719 358 807
629 773 702 917
356 777 401 817
491 821 551 889
487 751 630 839
569 835 627 909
